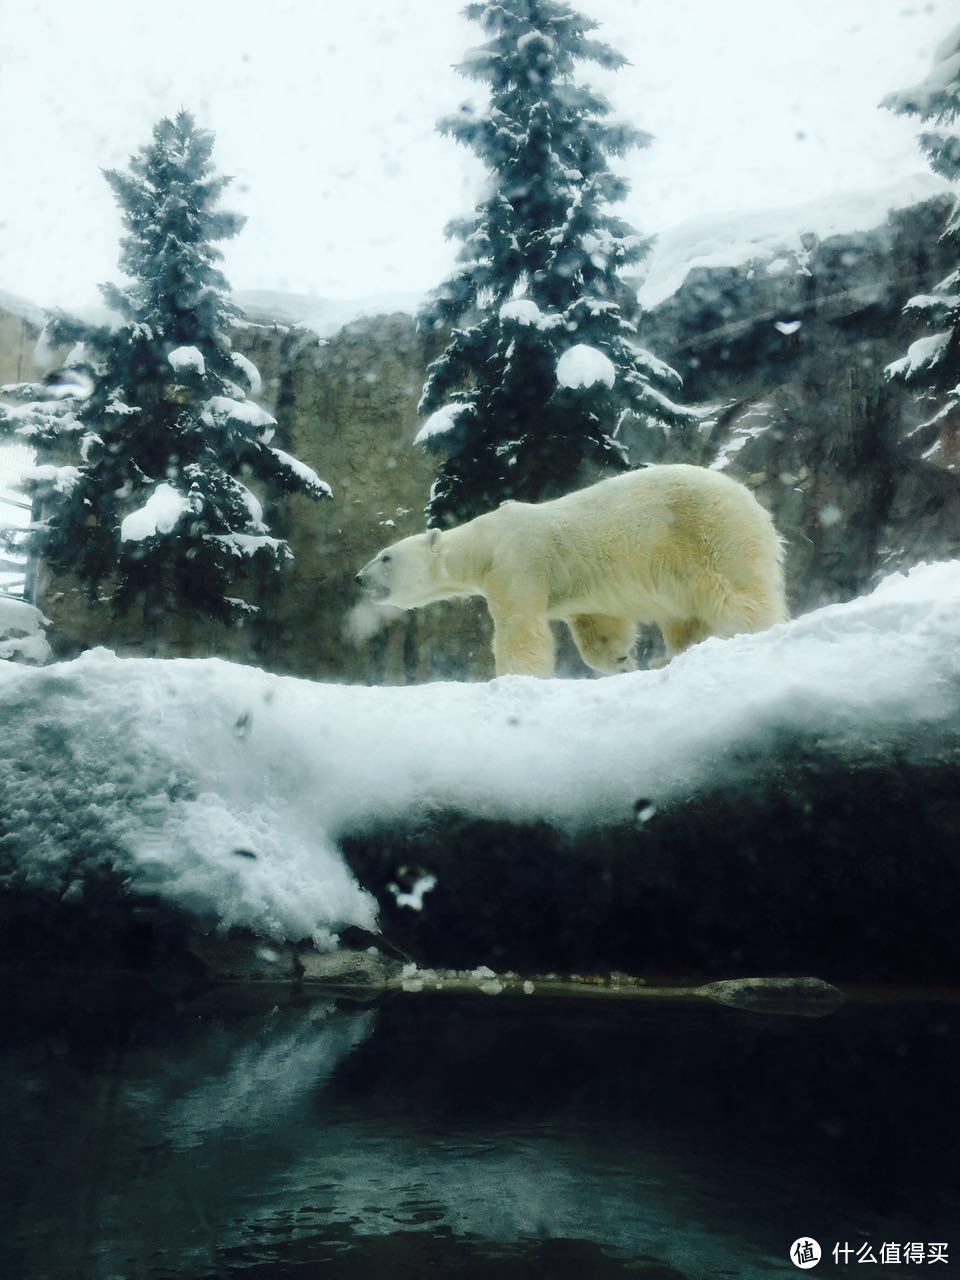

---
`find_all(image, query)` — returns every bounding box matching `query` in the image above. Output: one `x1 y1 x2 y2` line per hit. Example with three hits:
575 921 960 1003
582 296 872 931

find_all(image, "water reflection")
1 983 957 1279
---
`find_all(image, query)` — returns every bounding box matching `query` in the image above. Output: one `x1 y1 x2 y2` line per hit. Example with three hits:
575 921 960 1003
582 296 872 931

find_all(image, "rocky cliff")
631 194 959 613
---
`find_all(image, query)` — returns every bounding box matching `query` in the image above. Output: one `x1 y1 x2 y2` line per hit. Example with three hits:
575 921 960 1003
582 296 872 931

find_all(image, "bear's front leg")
566 613 637 675
489 608 556 677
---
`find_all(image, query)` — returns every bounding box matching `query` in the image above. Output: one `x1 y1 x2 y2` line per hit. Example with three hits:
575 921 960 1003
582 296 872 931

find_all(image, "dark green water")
0 983 956 1279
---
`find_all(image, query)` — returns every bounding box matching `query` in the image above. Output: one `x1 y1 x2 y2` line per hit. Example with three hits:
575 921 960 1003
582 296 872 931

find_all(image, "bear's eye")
381 554 391 564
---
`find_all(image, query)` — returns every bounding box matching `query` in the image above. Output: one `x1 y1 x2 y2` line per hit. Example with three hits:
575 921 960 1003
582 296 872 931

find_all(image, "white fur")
358 465 787 677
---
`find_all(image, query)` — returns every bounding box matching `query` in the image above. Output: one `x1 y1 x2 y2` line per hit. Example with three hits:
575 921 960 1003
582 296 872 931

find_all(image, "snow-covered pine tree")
416 0 690 526
0 110 330 624
881 24 960 463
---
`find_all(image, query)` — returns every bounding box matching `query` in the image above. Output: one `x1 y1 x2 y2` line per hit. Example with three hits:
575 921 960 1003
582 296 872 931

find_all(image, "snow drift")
1 561 958 948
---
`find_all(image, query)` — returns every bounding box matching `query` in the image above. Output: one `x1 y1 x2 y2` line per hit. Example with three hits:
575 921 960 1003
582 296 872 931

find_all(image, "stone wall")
3 193 959 682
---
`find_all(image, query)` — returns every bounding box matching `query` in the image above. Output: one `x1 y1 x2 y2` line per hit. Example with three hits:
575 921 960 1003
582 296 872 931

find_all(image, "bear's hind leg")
567 613 637 676
660 617 712 661
490 610 556 677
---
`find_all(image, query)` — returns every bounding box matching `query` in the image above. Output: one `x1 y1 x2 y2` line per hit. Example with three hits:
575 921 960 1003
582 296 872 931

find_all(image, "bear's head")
356 528 447 609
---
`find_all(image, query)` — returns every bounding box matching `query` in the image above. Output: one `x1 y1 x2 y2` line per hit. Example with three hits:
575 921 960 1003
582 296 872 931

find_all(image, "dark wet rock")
342 751 960 984
697 976 846 1016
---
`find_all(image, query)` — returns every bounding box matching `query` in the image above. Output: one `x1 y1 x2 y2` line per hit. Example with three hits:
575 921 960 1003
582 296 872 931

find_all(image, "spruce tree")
0 111 330 624
417 0 690 526
881 24 960 460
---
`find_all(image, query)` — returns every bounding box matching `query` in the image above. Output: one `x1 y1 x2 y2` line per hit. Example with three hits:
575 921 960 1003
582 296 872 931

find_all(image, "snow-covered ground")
1 561 958 949
637 173 951 309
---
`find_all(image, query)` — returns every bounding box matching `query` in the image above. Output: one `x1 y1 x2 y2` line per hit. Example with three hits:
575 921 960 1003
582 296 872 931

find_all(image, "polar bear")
357 464 786 677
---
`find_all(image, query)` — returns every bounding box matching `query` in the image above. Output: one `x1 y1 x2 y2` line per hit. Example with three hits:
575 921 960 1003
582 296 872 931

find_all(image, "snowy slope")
235 289 424 338
638 174 951 310
1 561 958 947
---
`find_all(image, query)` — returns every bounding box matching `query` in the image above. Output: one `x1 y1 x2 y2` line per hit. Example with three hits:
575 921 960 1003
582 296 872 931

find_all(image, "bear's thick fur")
358 464 787 677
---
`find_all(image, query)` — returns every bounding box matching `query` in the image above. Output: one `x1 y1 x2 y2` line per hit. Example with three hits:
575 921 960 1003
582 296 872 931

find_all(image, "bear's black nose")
355 573 363 585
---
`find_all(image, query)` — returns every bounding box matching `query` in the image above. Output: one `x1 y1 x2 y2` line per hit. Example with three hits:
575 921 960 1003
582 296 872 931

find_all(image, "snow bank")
556 344 616 390
1 561 958 946
638 174 951 309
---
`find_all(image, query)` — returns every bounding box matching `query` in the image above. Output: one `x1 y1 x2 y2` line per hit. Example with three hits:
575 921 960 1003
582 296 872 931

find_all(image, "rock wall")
232 316 492 684
3 194 958 681
631 195 960 614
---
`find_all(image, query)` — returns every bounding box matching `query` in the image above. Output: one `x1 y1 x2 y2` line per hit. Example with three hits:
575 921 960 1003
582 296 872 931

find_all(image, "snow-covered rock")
1 561 958 954
698 977 845 1014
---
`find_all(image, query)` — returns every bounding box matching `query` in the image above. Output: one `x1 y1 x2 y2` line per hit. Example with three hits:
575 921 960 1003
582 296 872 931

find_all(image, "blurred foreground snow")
1 561 958 947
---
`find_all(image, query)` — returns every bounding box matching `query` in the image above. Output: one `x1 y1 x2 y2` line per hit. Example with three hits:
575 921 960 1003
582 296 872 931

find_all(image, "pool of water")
1 981 956 1278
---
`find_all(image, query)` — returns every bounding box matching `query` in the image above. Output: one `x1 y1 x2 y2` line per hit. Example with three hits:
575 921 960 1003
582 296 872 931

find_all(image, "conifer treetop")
100 109 245 355
417 0 690 526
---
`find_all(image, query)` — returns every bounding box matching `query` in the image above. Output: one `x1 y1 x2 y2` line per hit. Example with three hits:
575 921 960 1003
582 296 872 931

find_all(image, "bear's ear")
427 528 442 553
